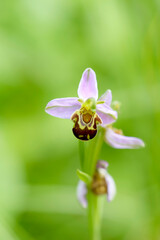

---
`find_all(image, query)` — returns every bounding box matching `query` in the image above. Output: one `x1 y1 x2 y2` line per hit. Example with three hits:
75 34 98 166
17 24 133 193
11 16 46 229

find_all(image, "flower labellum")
91 170 108 195
71 98 102 140
45 68 117 141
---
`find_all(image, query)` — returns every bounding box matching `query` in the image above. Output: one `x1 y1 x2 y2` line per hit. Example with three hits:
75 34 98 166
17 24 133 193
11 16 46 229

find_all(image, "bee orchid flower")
45 68 117 140
77 160 116 208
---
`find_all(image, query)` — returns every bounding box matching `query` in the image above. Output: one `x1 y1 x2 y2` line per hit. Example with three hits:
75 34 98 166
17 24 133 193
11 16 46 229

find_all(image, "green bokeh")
0 0 160 239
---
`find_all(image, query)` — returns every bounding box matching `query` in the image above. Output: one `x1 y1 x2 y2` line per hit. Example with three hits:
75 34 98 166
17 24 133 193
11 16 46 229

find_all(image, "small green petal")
82 98 96 112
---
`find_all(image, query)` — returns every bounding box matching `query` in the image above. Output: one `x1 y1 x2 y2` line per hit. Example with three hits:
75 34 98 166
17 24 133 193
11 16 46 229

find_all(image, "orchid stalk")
45 68 145 240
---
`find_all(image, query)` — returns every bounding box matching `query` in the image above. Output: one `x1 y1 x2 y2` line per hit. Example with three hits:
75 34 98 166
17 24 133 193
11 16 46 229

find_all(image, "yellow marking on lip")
87 134 90 140
79 135 84 138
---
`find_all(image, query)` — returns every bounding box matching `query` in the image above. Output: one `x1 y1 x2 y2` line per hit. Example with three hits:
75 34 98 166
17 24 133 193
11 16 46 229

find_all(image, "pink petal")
77 180 88 208
105 128 145 149
98 89 112 106
78 68 98 101
96 104 118 125
45 97 81 119
105 174 116 202
96 160 109 170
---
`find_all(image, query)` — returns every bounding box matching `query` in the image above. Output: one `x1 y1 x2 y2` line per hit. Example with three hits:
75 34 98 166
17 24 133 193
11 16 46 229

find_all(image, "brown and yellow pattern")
71 107 102 141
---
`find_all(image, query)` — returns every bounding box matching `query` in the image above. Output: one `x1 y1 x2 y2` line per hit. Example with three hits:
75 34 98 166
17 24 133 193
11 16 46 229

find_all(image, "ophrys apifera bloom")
45 68 117 140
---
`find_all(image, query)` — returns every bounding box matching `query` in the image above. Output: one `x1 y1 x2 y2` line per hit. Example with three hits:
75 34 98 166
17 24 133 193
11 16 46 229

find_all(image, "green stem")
79 140 85 171
90 127 105 176
85 127 105 176
88 192 105 240
85 127 105 240
78 127 105 240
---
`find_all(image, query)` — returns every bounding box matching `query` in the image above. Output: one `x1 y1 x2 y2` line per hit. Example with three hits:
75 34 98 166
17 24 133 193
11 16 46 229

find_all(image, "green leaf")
77 169 92 184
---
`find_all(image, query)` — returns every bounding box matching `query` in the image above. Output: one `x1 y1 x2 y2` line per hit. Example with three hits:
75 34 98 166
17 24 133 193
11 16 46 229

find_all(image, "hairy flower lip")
71 108 102 141
91 171 108 195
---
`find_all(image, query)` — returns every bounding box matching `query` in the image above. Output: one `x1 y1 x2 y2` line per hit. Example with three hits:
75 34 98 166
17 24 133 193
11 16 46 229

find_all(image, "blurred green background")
0 0 160 239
